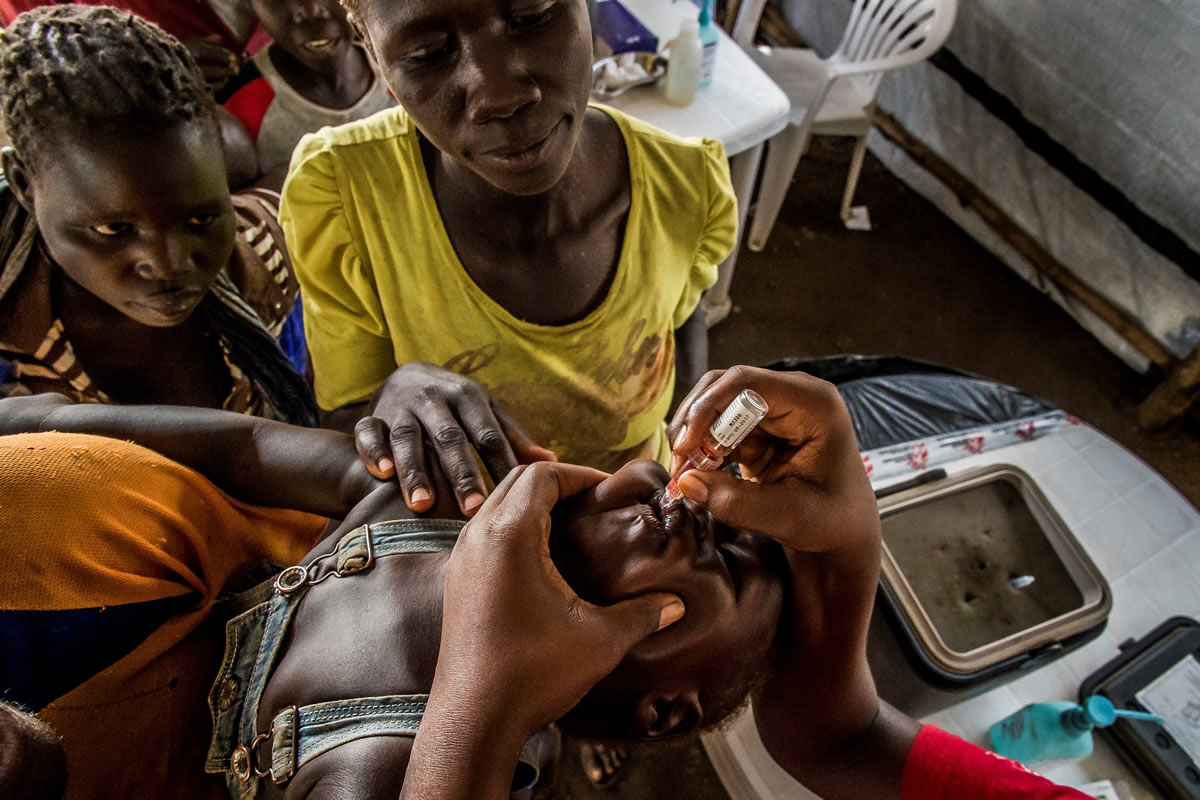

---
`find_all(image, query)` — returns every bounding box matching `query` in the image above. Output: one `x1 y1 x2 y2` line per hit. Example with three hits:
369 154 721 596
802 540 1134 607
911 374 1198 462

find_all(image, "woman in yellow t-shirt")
280 0 737 517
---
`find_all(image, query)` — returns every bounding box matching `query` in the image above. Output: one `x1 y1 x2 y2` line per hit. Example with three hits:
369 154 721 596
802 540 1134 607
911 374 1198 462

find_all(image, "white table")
602 0 790 325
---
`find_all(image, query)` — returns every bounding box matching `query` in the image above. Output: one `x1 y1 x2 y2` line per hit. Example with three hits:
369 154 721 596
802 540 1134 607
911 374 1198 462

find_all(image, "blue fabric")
278 300 307 377
0 356 22 398
0 593 198 712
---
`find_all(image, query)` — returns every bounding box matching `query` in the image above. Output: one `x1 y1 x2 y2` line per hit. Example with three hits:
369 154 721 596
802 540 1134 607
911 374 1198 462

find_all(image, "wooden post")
719 0 745 32
760 3 806 47
1139 345 1200 430
871 111 1175 372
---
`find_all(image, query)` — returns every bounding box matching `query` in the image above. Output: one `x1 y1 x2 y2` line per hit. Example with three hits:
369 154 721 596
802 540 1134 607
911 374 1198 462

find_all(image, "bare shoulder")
583 106 628 165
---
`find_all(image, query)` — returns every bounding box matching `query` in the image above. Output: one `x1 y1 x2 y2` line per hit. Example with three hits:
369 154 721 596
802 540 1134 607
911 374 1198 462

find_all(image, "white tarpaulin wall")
778 0 1200 372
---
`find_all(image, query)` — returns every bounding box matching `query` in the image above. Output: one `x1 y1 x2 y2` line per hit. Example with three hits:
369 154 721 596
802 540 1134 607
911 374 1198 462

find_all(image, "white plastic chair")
733 0 957 251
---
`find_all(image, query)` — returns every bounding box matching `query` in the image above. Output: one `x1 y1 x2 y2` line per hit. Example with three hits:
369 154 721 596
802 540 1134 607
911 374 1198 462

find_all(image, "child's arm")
0 394 376 517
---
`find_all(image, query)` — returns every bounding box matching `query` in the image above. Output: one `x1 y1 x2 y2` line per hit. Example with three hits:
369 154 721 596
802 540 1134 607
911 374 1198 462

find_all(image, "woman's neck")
430 109 625 240
421 109 632 325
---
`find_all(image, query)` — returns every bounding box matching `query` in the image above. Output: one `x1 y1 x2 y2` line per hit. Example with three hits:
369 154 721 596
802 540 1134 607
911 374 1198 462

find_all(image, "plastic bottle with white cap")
664 17 702 106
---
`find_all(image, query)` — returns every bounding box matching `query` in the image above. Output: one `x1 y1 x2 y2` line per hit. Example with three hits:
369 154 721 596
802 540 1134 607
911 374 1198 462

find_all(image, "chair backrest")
832 0 956 82
732 0 957 86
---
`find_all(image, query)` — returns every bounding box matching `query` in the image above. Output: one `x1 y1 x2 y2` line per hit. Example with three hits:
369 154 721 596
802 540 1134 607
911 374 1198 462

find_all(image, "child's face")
251 0 357 74
20 121 235 327
358 0 594 196
552 460 785 731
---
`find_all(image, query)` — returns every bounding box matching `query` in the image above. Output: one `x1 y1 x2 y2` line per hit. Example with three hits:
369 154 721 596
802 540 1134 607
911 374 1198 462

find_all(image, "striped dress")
0 183 301 420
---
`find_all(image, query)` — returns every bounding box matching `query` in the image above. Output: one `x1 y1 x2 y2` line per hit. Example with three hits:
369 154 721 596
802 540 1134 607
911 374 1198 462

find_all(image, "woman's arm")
0 395 376 517
669 367 891 792
401 463 684 800
668 368 1093 799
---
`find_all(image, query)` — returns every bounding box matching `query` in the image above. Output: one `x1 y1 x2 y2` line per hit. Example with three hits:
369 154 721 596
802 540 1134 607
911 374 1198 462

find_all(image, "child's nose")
133 235 198 281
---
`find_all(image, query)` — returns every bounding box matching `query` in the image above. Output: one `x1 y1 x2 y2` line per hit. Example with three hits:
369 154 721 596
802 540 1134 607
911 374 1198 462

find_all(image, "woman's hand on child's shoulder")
353 362 556 519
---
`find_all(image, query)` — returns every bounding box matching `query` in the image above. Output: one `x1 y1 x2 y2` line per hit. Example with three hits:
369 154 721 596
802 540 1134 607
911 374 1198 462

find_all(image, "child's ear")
633 691 703 740
1 147 35 212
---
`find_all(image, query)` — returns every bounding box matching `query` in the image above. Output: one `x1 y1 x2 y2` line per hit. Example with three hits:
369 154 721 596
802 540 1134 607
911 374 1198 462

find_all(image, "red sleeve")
244 22 272 57
223 77 275 140
1 0 41 23
902 726 1093 800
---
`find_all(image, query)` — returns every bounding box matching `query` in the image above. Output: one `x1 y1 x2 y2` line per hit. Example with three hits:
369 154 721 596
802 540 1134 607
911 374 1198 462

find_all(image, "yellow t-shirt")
280 105 736 472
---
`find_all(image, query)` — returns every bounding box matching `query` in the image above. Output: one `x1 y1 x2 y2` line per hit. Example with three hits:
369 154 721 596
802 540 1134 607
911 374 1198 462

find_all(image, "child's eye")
90 222 133 237
187 214 217 227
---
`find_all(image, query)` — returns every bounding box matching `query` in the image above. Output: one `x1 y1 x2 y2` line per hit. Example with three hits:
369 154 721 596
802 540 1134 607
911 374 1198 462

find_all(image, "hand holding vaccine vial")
664 389 768 502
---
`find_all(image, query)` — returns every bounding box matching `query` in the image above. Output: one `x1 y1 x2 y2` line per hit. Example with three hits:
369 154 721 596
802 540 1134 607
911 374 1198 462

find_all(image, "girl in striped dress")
0 5 315 425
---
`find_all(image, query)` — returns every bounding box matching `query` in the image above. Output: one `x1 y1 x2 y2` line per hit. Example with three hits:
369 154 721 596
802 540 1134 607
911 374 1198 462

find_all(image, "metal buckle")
229 706 298 785
273 565 308 595
230 745 252 783
274 524 376 595
229 732 270 783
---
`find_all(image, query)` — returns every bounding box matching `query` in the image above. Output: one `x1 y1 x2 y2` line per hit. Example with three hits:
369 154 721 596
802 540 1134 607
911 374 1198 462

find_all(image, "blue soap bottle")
989 696 1162 765
697 0 719 88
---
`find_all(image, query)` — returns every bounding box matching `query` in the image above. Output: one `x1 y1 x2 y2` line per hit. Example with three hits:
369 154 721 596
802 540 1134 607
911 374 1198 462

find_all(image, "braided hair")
0 5 215 167
0 6 318 427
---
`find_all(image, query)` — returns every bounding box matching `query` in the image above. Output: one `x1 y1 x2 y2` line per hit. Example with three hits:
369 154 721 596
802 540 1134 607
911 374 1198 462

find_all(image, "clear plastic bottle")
664 389 768 502
664 18 702 106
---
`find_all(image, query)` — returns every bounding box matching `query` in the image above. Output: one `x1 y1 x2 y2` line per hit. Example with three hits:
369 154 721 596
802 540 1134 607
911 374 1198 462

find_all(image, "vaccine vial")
663 389 768 502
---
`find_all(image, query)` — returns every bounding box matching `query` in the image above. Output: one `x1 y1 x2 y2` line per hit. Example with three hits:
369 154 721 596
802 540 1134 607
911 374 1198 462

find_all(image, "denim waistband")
205 519 471 799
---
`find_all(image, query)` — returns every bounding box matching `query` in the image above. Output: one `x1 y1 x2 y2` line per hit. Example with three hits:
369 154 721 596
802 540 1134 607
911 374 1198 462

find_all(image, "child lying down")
0 372 1090 800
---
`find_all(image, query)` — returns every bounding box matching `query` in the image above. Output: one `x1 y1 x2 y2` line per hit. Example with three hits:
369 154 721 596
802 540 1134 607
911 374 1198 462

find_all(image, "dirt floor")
547 137 1200 798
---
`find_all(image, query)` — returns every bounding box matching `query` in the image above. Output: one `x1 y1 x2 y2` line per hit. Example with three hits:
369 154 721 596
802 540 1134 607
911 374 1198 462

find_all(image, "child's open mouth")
303 38 336 52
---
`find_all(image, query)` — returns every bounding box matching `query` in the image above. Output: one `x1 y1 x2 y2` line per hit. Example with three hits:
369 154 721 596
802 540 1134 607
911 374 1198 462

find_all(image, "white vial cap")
709 389 768 448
